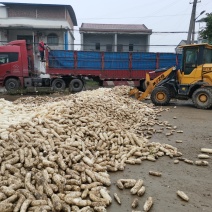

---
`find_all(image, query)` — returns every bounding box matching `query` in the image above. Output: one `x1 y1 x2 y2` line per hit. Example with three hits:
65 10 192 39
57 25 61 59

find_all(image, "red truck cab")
0 40 32 90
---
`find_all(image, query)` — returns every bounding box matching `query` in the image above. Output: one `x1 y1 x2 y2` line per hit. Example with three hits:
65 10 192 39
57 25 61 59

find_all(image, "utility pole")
187 0 199 44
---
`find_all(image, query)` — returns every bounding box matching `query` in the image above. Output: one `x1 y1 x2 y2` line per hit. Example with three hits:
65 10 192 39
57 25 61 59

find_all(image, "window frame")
129 43 134 52
47 33 59 46
95 43 100 51
0 52 19 64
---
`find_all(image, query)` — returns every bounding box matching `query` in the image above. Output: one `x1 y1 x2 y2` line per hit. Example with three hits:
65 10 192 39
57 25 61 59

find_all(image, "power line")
77 13 190 21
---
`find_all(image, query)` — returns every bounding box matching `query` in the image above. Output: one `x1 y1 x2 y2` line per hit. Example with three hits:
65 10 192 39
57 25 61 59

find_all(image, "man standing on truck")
38 39 46 62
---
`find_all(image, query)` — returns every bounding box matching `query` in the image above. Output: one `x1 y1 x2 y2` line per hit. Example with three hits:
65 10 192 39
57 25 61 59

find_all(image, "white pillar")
81 33 84 51
147 35 150 52
114 33 117 52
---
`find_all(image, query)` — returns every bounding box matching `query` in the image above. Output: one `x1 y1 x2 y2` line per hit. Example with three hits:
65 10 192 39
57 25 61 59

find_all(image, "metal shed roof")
0 2 77 26
80 23 152 34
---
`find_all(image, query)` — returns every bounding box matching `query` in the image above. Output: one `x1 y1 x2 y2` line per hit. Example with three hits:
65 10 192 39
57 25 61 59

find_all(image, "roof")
179 43 212 49
80 23 152 34
0 2 77 26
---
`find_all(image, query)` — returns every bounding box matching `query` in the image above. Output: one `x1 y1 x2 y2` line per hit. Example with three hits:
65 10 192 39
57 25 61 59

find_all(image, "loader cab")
182 45 205 74
179 44 211 84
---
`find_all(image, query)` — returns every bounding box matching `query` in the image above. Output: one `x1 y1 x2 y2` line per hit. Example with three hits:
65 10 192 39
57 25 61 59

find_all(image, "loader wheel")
69 78 84 92
151 86 171 106
52 79 66 92
192 88 212 109
5 78 20 92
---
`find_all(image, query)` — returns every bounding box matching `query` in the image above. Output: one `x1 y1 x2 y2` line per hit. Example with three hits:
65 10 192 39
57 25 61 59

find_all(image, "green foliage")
200 13 212 44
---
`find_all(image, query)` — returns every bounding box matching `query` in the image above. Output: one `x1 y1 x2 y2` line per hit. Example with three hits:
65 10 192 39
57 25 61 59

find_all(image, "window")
106 44 112 52
0 53 18 64
47 33 59 46
117 44 123 52
129 44 134 51
185 49 197 64
184 48 198 75
95 43 100 51
203 48 212 63
17 35 33 45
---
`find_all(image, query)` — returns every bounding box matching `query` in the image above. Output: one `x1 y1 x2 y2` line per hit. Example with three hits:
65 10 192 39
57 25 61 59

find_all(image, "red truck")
0 40 181 92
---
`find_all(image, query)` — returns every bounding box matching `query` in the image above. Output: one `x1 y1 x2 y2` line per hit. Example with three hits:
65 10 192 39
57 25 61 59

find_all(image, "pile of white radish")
0 86 184 211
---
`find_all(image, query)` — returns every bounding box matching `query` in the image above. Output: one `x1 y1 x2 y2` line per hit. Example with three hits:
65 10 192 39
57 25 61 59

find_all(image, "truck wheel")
69 78 84 92
52 79 66 92
151 86 171 106
192 88 212 109
5 78 20 91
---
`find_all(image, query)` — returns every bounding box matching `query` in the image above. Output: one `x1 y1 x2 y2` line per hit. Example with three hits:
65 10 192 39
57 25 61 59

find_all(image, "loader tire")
69 78 83 92
192 88 212 109
151 86 171 106
5 78 20 92
52 79 66 92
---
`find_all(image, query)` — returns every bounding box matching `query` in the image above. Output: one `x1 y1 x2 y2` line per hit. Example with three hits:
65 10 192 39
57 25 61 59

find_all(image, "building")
79 23 152 52
175 40 198 54
0 2 77 69
175 40 187 54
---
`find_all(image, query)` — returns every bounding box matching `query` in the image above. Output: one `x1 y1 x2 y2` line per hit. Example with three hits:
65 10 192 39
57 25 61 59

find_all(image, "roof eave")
79 29 152 34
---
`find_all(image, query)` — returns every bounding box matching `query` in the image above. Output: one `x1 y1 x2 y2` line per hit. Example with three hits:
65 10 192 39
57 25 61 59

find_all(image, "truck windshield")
0 52 18 64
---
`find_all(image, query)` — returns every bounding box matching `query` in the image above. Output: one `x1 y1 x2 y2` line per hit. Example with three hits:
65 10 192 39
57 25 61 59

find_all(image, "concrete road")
108 100 212 212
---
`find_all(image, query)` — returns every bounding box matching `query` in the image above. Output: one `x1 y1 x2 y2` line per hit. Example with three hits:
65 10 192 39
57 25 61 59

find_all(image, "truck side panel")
46 50 182 81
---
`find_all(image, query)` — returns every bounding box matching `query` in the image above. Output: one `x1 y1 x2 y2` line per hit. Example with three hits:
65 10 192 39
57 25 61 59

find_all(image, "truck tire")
5 78 20 91
69 78 84 92
151 86 171 106
192 88 212 109
52 79 66 92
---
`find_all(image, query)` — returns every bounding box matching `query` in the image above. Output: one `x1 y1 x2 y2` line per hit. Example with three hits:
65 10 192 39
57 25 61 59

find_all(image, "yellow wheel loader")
129 43 212 109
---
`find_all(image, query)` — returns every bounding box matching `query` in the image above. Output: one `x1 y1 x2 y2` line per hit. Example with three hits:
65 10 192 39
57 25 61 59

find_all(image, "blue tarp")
104 52 129 70
48 50 182 70
132 53 157 70
48 50 74 68
77 52 101 69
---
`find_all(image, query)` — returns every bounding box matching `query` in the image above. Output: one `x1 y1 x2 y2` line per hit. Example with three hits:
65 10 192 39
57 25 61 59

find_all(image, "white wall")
0 18 70 29
0 6 7 18
83 34 114 51
82 33 150 52
0 30 8 44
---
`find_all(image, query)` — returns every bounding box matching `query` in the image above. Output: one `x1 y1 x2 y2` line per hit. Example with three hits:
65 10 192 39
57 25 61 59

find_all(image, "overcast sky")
1 0 211 52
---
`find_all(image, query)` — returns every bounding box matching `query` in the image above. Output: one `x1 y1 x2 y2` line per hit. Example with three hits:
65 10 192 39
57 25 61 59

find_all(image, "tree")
199 13 212 44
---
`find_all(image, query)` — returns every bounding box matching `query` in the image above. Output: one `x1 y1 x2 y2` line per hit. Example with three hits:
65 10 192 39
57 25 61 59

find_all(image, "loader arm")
129 67 175 101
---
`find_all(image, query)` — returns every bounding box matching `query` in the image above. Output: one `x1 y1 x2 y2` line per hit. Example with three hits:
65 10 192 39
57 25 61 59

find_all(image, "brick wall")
8 5 36 18
37 6 65 19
